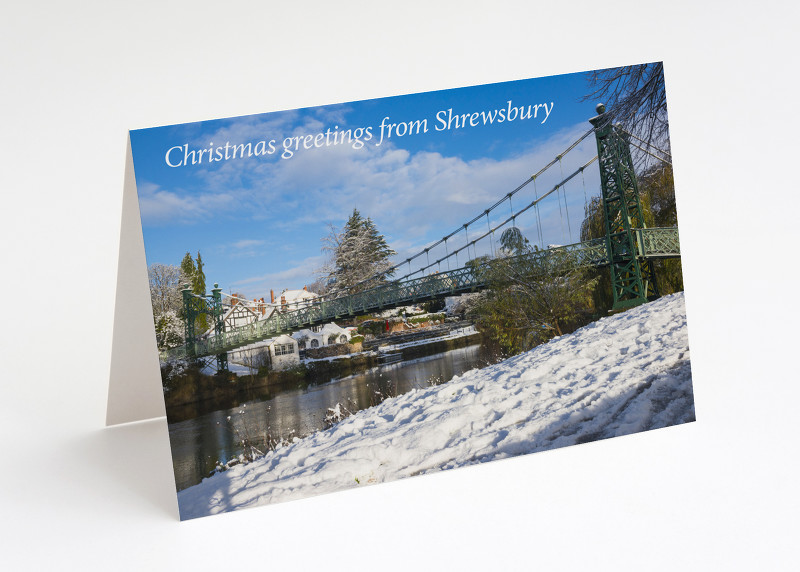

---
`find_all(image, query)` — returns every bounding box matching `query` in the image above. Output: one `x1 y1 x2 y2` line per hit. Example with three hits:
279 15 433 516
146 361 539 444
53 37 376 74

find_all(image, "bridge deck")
161 227 679 361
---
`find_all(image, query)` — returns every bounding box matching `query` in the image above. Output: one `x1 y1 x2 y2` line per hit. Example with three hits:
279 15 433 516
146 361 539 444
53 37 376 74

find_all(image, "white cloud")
231 239 265 249
230 254 325 295
141 118 602 294
138 181 237 225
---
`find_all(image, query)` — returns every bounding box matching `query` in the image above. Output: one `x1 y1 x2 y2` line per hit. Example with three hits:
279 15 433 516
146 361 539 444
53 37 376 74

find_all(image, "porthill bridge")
162 105 681 370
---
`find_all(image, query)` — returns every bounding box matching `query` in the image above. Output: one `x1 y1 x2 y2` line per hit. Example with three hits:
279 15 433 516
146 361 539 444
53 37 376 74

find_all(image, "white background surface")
2 1 798 569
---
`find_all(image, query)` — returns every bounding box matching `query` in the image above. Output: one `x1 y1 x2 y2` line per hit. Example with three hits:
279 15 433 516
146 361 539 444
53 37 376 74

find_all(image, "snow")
379 325 478 351
177 292 693 519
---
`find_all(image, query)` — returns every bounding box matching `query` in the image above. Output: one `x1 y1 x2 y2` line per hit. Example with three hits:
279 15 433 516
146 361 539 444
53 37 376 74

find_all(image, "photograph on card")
129 62 694 520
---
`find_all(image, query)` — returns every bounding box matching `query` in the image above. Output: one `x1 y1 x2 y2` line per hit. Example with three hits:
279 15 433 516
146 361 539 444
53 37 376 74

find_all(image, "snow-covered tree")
154 309 184 350
148 264 185 350
148 263 182 317
318 209 396 295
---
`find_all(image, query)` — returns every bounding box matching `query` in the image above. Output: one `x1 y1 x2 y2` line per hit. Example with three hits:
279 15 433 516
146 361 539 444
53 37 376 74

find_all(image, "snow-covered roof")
279 289 318 303
292 322 349 340
319 322 347 335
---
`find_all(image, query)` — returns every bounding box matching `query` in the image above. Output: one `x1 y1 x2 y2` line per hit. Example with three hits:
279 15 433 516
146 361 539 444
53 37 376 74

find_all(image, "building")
201 297 274 337
271 286 319 312
228 334 300 371
292 322 351 350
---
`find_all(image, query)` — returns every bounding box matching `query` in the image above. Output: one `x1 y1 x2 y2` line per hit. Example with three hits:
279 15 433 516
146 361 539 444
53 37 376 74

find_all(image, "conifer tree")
180 252 196 288
319 209 396 295
178 251 209 332
193 252 206 296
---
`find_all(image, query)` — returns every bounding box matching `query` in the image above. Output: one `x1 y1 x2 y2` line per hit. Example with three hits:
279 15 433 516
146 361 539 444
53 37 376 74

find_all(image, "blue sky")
131 69 605 299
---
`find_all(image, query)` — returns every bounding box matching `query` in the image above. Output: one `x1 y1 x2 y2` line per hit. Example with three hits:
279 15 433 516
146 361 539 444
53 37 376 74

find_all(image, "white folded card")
108 63 695 520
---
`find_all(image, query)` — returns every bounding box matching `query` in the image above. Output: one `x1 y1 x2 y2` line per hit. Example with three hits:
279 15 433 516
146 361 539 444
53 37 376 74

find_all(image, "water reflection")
169 343 493 491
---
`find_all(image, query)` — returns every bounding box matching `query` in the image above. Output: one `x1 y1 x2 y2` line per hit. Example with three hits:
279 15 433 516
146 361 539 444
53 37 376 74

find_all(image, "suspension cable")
327 127 599 291
618 127 672 159
627 140 673 166
391 155 599 281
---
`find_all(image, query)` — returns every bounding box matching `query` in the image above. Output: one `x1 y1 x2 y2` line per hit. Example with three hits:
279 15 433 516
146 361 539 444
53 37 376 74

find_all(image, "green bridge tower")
182 282 228 371
590 104 658 310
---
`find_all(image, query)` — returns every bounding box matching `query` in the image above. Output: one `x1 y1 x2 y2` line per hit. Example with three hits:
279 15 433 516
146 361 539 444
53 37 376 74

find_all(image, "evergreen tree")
319 209 396 295
180 252 196 289
178 251 209 332
193 252 206 296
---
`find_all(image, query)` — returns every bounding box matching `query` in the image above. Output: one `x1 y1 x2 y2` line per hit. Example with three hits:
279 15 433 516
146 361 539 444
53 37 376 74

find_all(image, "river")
168 343 496 491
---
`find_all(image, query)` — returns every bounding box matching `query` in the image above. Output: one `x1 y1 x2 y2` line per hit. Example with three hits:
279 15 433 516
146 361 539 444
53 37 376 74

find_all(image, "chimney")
303 285 308 291
281 295 286 308
270 289 275 304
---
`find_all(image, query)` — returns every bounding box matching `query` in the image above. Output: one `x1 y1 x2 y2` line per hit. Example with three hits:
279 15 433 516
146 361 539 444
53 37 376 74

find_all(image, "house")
265 334 300 370
292 322 351 350
271 286 319 312
202 297 275 337
228 334 299 371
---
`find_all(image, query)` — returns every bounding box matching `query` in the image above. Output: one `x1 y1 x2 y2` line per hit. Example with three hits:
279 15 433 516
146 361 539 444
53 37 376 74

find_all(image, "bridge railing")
160 230 679 362
636 227 681 258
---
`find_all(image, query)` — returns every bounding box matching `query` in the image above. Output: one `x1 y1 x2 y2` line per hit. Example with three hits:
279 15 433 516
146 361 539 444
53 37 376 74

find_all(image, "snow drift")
178 292 694 519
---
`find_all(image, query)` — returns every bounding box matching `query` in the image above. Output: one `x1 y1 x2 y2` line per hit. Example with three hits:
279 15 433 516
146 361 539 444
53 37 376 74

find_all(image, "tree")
178 251 209 332
579 163 682 314
471 227 598 354
148 263 184 351
583 63 669 168
318 209 396 295
154 310 184 350
193 252 206 297
148 263 182 317
638 164 683 295
180 252 196 287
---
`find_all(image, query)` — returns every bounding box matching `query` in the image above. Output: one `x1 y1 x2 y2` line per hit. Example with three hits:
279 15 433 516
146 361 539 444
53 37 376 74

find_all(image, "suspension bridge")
162 104 681 369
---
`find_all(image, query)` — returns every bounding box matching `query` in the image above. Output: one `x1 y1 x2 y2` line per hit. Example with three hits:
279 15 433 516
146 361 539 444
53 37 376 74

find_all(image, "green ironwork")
181 283 195 345
179 282 228 370
160 231 679 363
590 104 659 310
165 106 683 368
637 227 681 258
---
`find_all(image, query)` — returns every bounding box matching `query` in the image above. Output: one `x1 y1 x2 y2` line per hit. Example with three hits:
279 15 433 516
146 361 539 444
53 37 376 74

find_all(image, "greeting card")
109 63 694 520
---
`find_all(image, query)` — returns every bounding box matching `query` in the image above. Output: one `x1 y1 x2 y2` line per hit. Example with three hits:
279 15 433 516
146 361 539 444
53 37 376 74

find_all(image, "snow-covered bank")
379 324 478 352
178 293 693 519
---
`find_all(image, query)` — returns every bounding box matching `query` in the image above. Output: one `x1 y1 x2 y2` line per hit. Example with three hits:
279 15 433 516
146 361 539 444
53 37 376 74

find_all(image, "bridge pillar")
181 283 196 353
590 104 658 310
211 283 228 372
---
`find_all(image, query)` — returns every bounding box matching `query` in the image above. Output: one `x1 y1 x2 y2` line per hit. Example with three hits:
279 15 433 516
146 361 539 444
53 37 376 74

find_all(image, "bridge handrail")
636 227 681 258
160 229 678 362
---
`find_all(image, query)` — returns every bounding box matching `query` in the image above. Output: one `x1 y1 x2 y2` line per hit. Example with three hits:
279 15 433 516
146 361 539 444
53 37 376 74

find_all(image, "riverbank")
177 293 694 520
163 324 485 421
